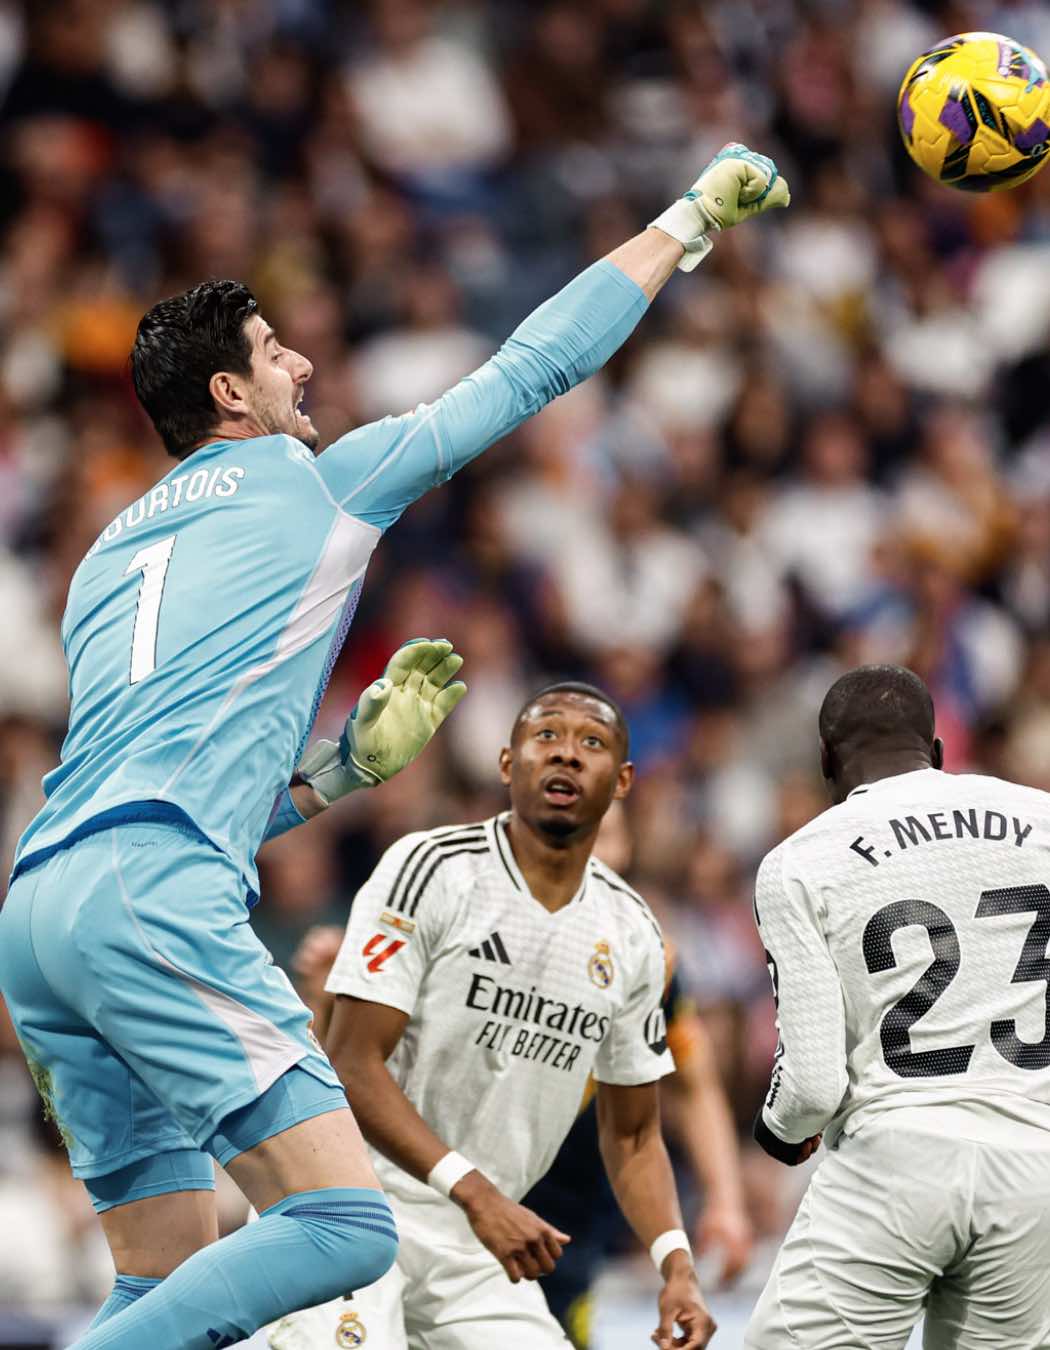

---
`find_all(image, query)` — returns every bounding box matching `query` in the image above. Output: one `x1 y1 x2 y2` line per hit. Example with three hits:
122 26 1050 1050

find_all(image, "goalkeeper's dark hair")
819 664 935 757
513 681 630 758
131 280 258 459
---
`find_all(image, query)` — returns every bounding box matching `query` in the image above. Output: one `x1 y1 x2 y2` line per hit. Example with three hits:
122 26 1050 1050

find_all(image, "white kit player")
746 664 1050 1350
268 681 715 1350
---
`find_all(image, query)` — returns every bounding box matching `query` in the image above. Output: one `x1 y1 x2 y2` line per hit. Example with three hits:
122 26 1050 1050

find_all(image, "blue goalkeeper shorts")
0 818 343 1181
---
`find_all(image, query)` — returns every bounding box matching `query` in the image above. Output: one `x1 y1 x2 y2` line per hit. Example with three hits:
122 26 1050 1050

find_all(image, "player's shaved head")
819 664 941 801
820 664 934 752
132 280 258 458
512 682 629 759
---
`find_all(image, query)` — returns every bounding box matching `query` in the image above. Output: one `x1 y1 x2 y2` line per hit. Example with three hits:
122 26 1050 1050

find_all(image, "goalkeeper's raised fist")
297 638 467 804
650 142 790 271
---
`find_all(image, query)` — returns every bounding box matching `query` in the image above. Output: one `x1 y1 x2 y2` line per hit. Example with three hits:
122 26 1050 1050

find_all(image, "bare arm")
597 1081 716 1350
326 995 570 1283
605 229 685 302
289 782 326 820
662 1012 753 1283
327 995 451 1181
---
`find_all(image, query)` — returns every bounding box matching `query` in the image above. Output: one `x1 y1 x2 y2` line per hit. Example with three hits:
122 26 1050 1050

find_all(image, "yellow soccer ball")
897 31 1050 191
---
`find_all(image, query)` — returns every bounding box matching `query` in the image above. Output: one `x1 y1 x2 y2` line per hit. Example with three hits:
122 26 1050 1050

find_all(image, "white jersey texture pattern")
757 767 1050 1151
325 812 674 1204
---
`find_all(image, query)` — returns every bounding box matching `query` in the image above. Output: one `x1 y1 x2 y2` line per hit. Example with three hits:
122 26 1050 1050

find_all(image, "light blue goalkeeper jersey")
12 261 648 899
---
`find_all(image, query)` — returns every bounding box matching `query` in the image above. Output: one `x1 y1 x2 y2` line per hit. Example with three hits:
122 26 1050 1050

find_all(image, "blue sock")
89 1275 162 1329
71 1187 397 1349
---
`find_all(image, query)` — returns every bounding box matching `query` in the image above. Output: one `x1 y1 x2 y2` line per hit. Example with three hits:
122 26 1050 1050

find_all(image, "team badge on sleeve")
335 1310 367 1346
588 940 615 989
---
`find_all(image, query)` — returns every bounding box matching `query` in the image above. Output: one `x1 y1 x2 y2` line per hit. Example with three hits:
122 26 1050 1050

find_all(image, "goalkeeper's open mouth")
293 385 314 436
542 774 581 806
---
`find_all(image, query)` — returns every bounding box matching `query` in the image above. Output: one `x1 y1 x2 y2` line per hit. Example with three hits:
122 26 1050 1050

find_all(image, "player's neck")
191 413 270 450
505 814 594 914
835 753 935 802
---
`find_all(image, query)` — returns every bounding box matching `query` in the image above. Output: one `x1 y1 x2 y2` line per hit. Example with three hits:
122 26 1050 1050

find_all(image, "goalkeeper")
0 145 788 1350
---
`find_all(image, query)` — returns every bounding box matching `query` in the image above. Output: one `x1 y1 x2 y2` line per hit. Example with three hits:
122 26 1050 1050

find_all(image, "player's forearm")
290 781 327 819
599 1110 685 1251
605 229 686 301
755 1058 841 1162
754 1032 845 1162
260 783 326 844
665 1054 746 1210
754 849 849 1162
331 1041 459 1186
434 259 649 478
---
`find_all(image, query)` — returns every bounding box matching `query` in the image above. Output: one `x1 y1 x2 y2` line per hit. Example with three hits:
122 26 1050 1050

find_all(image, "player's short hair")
512 681 630 758
819 664 935 755
131 280 259 458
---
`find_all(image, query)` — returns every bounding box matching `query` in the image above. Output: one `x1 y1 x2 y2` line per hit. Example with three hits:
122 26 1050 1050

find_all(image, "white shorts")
745 1122 1050 1350
266 1192 571 1350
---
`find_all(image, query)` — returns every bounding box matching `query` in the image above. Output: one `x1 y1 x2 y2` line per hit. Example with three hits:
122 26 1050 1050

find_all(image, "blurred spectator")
758 410 886 622
347 0 512 198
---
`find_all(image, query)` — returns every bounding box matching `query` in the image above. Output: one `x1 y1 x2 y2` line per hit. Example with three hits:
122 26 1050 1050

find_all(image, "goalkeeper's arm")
434 142 791 463
316 143 789 523
263 638 466 840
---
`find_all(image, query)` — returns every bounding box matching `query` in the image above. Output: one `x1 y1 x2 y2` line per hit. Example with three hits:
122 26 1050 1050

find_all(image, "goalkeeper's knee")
69 1187 398 1348
272 1187 399 1301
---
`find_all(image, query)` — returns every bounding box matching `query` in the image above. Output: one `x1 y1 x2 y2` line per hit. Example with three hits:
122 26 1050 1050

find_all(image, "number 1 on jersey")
125 535 175 684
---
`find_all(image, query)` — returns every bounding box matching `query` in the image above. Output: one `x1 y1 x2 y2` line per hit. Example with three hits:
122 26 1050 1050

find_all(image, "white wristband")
427 1150 476 1198
648 199 715 272
650 1228 692 1273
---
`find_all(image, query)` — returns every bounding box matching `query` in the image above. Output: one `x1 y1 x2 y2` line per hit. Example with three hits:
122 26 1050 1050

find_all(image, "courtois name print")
86 466 246 557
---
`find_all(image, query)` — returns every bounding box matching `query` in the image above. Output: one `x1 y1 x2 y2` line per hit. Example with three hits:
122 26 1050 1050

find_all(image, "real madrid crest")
588 939 614 989
336 1310 367 1347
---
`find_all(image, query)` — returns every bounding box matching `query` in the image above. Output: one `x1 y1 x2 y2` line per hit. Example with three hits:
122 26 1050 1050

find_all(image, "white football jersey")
325 814 673 1203
757 768 1050 1150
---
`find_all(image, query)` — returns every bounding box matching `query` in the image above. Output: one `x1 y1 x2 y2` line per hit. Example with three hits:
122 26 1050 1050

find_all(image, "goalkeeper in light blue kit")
0 146 787 1349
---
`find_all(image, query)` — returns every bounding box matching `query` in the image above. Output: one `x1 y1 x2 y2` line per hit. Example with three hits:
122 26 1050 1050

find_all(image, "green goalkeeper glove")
649 142 791 272
296 638 467 804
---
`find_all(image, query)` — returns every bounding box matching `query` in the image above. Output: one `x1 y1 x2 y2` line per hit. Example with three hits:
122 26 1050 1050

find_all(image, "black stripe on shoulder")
406 845 491 918
492 819 521 891
394 820 485 918
390 827 488 914
591 866 662 944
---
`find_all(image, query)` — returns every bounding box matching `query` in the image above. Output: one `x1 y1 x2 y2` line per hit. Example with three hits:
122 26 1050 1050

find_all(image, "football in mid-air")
897 31 1050 191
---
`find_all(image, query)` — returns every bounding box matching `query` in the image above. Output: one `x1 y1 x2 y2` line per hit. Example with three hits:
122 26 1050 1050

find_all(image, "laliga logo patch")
336 1310 367 1346
588 940 615 989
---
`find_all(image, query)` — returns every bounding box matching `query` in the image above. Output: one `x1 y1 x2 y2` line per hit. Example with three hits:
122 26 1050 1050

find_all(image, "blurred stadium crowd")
3 0 1050 1331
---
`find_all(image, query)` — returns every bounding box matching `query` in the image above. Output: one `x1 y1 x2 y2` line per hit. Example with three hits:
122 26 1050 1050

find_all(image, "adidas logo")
468 931 511 965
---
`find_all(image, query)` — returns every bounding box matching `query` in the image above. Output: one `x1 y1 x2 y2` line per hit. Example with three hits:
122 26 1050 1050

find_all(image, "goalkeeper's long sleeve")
316 260 649 527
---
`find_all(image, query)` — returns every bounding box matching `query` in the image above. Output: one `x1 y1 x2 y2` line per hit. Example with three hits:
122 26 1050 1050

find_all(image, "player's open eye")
536 728 555 739
583 735 605 749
